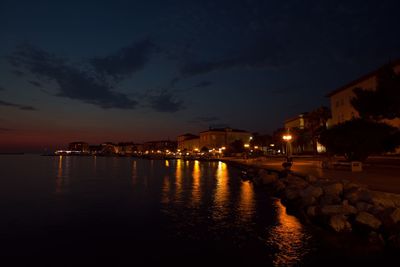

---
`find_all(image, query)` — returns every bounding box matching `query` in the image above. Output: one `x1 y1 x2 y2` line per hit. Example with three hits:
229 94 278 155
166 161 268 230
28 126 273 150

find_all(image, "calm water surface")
0 155 392 266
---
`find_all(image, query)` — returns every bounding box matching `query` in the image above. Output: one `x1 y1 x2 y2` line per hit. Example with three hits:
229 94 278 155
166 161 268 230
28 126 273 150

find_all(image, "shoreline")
221 158 400 252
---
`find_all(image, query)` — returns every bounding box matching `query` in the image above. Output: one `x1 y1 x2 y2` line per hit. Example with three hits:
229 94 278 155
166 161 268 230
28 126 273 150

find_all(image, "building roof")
144 140 176 144
199 127 249 134
284 113 309 124
326 59 400 97
178 133 198 138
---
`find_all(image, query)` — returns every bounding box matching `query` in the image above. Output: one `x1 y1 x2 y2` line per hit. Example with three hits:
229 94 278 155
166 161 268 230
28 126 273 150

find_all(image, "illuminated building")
327 60 400 127
199 127 252 150
177 133 200 151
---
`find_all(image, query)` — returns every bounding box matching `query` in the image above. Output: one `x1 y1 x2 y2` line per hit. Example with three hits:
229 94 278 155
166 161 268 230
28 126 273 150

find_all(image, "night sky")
1 0 400 152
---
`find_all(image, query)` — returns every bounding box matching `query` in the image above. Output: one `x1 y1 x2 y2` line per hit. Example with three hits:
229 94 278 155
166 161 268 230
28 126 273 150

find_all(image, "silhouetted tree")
290 127 312 154
201 146 209 153
228 140 245 153
320 119 400 161
351 64 400 120
307 106 331 154
322 64 400 161
250 133 272 147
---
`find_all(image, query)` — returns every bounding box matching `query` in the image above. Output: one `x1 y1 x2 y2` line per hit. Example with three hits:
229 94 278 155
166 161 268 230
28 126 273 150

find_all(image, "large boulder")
305 174 317 183
369 191 398 209
258 170 278 185
301 196 317 207
390 208 400 224
329 214 352 233
284 186 301 200
321 204 357 216
301 185 323 199
355 201 374 212
344 188 372 205
319 195 342 205
343 182 364 193
286 175 309 189
322 182 343 197
272 180 286 194
355 211 382 230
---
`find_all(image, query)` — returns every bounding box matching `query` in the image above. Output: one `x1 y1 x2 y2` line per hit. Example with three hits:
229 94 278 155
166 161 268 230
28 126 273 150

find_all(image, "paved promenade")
226 156 400 194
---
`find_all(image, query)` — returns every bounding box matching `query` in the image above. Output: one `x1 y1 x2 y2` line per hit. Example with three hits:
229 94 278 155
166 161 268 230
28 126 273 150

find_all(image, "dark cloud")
90 39 156 81
10 70 25 77
149 91 184 113
180 39 290 77
0 99 37 111
194 81 212 88
28 80 42 87
9 42 137 109
169 76 181 87
189 116 219 123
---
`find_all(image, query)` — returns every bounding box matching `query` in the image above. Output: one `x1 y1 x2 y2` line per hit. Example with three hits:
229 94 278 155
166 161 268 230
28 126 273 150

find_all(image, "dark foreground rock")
245 164 400 250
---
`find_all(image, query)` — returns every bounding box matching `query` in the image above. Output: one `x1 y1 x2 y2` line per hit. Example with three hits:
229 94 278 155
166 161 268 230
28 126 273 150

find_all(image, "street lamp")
282 132 293 170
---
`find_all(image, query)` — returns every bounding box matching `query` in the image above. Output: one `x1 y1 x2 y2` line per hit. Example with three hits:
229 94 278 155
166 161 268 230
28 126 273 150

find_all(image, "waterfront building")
101 142 118 155
117 142 135 155
68 142 89 153
327 60 400 127
199 127 252 150
177 134 200 151
284 113 309 130
143 140 177 152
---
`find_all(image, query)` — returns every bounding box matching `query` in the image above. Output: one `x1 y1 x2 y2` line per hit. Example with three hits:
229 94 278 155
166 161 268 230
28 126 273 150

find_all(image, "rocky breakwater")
253 169 400 250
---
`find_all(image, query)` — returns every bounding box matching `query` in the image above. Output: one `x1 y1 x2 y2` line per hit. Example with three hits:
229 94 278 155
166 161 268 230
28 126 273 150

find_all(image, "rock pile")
253 169 400 250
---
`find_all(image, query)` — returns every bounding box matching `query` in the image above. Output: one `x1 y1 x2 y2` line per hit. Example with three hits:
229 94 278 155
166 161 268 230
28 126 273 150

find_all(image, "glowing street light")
244 144 250 148
282 132 293 167
282 134 293 141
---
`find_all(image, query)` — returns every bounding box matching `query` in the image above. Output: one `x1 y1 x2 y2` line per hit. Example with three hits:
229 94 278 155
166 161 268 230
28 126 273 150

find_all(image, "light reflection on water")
131 160 137 187
49 157 312 265
191 160 201 206
238 180 255 222
267 199 312 266
55 155 69 194
212 161 230 220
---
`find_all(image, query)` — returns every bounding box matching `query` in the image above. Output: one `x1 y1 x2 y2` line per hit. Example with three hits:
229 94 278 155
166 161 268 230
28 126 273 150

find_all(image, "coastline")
221 157 400 252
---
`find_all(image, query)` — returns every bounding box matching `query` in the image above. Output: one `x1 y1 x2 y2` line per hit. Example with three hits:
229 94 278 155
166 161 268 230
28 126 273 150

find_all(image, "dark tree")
320 119 400 161
250 133 272 147
200 146 209 153
290 127 312 154
307 106 331 154
228 140 245 153
351 64 400 120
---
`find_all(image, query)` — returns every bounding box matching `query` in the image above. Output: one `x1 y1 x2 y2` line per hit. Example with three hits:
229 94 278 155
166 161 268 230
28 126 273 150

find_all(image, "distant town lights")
244 144 250 148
